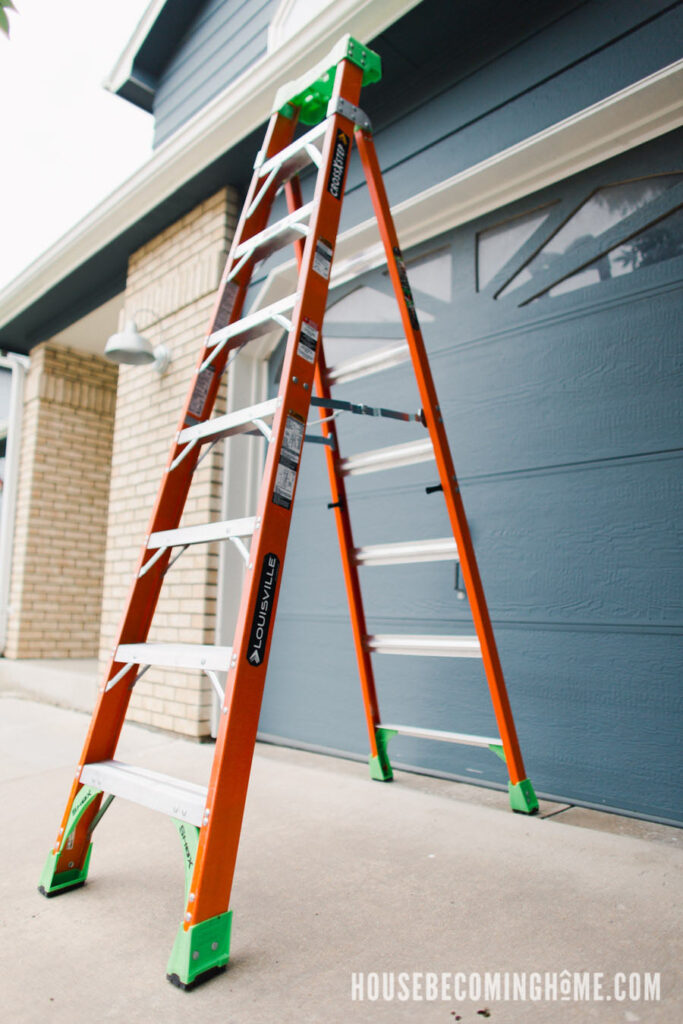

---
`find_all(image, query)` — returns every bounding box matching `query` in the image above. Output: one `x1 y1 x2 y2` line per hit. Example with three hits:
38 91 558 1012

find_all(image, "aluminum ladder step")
340 438 434 476
233 202 314 266
364 634 481 658
257 122 327 184
148 516 257 550
206 293 298 353
178 398 280 447
379 724 501 748
246 123 327 218
325 342 410 386
80 760 208 826
353 537 458 566
116 643 232 672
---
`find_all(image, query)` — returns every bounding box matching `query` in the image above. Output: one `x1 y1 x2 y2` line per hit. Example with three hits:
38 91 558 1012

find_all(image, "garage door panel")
260 131 682 822
260 614 374 754
287 453 681 628
262 617 682 822
313 286 681 484
429 294 682 477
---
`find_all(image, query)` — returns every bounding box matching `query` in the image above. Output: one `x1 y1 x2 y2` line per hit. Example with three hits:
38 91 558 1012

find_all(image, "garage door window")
487 173 683 301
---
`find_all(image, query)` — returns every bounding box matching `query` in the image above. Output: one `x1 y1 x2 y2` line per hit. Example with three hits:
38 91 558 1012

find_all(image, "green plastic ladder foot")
38 843 93 897
508 778 539 815
369 727 396 782
166 911 232 990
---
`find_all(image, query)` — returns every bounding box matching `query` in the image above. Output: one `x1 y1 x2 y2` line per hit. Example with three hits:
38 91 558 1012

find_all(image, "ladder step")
353 537 458 566
364 634 481 658
325 343 410 386
178 398 280 447
234 202 314 266
257 121 327 184
80 760 207 826
149 516 257 550
206 293 298 353
379 724 500 748
116 643 232 672
340 438 434 476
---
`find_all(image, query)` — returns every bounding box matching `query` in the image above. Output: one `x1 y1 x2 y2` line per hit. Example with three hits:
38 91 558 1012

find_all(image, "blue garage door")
259 128 683 825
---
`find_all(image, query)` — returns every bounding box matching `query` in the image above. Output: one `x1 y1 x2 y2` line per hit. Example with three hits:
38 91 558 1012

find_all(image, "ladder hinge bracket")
204 669 225 704
228 534 251 567
251 418 272 442
327 96 372 132
105 661 151 694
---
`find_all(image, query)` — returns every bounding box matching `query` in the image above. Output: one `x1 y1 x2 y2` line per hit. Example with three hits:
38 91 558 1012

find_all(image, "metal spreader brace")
38 34 538 991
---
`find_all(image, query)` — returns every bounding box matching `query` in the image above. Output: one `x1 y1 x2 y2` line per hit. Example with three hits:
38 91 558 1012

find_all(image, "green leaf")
0 9 9 37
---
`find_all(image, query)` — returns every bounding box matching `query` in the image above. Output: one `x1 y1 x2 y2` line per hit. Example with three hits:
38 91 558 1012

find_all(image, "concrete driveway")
1 694 680 1023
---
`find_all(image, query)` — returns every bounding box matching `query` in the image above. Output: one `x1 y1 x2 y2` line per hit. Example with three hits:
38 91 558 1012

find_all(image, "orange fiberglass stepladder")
39 36 538 989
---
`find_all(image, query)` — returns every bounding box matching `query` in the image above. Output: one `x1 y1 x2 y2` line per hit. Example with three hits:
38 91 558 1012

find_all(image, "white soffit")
48 294 124 356
246 55 683 358
0 0 422 334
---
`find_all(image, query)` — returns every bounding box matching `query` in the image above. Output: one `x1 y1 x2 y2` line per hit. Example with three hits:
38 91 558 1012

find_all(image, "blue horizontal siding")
153 0 277 147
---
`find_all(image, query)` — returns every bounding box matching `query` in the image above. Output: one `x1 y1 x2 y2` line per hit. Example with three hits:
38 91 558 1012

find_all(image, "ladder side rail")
354 127 529 788
186 58 366 929
284 176 386 773
48 111 300 871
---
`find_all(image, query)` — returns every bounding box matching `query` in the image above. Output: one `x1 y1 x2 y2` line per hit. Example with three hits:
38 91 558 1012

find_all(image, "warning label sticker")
326 129 350 199
313 238 333 280
273 412 305 510
297 317 319 364
214 281 239 330
393 246 420 330
188 364 216 419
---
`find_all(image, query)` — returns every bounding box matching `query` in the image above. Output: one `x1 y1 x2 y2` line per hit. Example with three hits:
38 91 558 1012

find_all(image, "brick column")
5 344 118 659
99 187 239 738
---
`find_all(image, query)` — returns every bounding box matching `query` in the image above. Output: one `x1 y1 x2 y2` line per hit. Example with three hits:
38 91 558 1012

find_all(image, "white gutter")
0 0 422 336
0 353 30 653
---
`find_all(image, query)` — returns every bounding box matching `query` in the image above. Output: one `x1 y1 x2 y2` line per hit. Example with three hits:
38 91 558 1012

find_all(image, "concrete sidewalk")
1 693 680 1024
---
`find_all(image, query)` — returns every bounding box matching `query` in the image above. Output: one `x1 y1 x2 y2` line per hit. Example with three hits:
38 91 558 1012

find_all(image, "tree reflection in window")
498 175 683 297
541 204 683 297
476 204 555 290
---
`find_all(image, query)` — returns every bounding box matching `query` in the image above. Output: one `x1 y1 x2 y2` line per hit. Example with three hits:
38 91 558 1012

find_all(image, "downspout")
0 353 30 654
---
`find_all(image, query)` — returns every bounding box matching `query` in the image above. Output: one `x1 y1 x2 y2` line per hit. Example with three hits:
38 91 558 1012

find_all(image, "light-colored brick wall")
6 344 118 659
98 187 239 739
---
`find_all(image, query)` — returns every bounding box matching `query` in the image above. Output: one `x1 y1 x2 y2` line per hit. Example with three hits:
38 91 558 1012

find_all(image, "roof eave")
0 0 422 346
102 0 168 98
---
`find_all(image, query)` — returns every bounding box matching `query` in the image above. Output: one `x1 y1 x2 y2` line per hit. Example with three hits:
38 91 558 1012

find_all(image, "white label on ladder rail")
297 318 319 364
273 413 304 509
313 238 333 279
215 281 239 330
188 364 216 419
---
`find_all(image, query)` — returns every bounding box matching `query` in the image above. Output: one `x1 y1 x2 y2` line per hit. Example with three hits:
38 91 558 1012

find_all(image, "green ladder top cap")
274 35 382 124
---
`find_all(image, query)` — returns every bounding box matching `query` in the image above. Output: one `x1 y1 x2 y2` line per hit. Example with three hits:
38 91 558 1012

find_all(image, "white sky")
0 0 154 289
